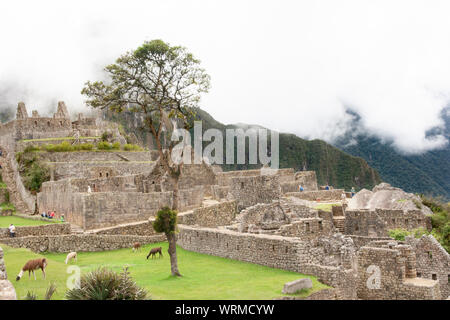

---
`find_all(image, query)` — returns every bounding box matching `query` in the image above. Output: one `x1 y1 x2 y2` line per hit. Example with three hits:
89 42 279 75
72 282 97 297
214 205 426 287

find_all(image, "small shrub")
16 152 50 192
24 291 37 300
42 141 74 152
97 141 113 150
388 228 411 241
65 267 147 300
44 283 57 300
123 144 142 151
24 145 41 153
101 131 110 142
111 142 121 150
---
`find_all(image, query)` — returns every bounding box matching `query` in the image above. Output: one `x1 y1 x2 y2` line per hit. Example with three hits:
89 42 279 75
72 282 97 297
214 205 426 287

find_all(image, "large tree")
82 39 210 276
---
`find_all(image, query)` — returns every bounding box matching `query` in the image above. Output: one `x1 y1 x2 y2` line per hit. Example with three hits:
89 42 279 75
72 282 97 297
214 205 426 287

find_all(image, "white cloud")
0 0 449 153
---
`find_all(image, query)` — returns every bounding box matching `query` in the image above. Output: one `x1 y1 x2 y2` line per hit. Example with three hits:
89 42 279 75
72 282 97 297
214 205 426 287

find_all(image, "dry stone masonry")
0 101 449 300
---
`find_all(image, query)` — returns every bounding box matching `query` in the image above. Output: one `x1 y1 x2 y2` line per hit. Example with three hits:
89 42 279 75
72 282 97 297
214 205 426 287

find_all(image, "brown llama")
146 247 163 259
16 258 47 281
132 242 141 252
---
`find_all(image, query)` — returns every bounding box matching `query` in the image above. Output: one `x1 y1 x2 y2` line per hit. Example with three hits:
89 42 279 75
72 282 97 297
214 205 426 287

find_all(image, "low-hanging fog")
1 0 449 154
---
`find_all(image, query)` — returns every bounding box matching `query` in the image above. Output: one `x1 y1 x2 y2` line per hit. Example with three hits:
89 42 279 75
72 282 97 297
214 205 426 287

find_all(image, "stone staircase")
333 216 346 233
70 224 85 234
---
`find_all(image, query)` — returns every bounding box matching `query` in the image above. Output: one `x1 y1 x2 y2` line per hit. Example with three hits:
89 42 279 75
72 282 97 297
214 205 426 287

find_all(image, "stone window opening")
285 247 288 253
355 224 359 232
305 222 310 232
448 275 450 283
428 251 433 259
60 121 63 126
318 221 323 231
432 274 437 280
405 219 408 224
34 120 38 126
272 245 275 251
236 245 239 250
392 218 395 224
99 173 102 178
417 272 421 277
106 172 109 178
241 182 244 189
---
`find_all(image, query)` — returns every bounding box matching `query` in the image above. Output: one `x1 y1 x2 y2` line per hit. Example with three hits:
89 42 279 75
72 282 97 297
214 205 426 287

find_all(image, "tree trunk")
171 174 180 211
166 232 181 276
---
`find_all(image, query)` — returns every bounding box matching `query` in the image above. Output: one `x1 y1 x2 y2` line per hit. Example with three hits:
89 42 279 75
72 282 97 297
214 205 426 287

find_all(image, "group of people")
40 211 65 222
41 211 55 219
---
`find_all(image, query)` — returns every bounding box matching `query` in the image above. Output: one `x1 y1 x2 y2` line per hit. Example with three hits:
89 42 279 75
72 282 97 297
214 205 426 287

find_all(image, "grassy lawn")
1 243 329 300
0 215 58 228
314 203 340 212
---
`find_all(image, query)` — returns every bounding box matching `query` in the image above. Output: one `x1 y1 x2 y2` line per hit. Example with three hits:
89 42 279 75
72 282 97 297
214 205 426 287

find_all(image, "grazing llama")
132 242 141 252
146 247 163 259
65 252 77 264
16 258 47 281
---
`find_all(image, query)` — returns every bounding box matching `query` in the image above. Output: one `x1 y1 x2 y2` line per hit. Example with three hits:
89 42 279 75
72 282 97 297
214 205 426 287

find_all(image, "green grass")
1 243 329 300
20 137 99 142
0 215 58 228
314 203 340 212
0 182 7 189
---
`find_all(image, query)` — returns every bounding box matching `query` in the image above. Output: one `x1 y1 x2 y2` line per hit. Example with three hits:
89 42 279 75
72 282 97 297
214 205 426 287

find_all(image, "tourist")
49 211 55 219
41 211 47 218
60 214 65 222
87 185 92 193
351 187 355 198
325 185 330 190
298 185 304 192
8 224 16 238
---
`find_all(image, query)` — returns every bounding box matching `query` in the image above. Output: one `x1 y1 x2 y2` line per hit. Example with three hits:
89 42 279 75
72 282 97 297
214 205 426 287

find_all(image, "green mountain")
334 109 450 199
106 108 382 191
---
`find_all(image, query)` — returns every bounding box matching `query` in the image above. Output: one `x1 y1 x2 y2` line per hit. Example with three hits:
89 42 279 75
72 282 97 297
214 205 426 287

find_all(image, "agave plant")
65 267 147 300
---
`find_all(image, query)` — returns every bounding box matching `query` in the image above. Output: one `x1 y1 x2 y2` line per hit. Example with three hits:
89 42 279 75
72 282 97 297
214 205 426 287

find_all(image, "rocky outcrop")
347 183 432 215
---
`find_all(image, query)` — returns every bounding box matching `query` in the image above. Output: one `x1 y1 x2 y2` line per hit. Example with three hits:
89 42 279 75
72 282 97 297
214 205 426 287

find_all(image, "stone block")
282 278 313 294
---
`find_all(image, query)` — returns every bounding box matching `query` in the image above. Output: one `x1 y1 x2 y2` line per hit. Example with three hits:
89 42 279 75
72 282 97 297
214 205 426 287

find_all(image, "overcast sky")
1 0 449 154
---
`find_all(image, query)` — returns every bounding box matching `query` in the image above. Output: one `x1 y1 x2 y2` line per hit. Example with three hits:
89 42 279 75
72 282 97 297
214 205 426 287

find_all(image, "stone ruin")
0 101 449 300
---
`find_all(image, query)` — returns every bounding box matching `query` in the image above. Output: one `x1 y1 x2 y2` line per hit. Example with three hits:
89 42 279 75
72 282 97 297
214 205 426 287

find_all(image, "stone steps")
70 224 85 234
333 217 346 233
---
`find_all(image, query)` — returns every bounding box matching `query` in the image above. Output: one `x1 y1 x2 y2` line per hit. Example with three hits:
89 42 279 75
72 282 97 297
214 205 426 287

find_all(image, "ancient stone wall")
216 168 295 187
47 161 155 181
229 175 281 211
40 151 157 163
178 200 237 228
357 245 441 299
294 171 318 191
79 191 173 230
93 200 236 236
405 235 450 298
211 185 230 200
345 209 431 237
0 234 165 253
69 175 138 193
0 223 71 238
278 219 334 240
349 235 392 249
285 189 344 201
177 225 357 299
